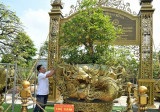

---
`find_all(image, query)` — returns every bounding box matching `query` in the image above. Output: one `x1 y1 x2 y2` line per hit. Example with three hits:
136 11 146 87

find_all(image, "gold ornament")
22 80 30 88
139 86 147 95
20 81 31 112
54 64 126 112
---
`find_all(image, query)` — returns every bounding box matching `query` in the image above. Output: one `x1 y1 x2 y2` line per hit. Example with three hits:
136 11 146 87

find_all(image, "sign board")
103 7 139 45
54 104 74 112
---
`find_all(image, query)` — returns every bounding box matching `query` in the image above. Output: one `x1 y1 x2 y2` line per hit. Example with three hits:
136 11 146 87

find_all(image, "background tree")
153 51 160 79
1 32 37 67
60 0 122 64
112 46 139 83
39 41 48 58
0 3 37 67
0 3 23 54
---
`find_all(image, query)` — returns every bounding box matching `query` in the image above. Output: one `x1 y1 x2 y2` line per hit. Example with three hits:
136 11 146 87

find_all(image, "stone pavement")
114 96 159 108
114 96 160 111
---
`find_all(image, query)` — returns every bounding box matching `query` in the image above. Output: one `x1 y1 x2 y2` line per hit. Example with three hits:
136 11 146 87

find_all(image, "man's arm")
46 69 55 78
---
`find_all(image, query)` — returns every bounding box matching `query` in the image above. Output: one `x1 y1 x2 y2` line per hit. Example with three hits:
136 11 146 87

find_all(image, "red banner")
54 104 74 112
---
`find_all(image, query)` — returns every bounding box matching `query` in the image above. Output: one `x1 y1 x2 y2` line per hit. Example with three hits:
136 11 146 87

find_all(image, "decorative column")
139 0 155 107
48 0 63 101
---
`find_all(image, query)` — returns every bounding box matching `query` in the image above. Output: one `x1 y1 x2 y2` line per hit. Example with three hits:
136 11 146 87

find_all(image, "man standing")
33 65 55 112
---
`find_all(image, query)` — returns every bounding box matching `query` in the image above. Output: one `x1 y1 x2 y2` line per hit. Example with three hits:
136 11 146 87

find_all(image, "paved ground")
113 96 159 111
114 96 160 108
3 93 160 110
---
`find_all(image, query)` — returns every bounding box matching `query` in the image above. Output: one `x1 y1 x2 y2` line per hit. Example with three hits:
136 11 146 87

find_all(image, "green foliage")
0 3 22 54
60 0 122 64
1 32 37 67
2 103 54 112
102 46 139 82
39 41 48 58
0 3 37 67
153 51 160 79
61 45 139 82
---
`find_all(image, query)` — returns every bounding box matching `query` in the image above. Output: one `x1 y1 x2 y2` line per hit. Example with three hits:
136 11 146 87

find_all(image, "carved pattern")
49 81 53 95
102 0 137 15
139 11 154 105
55 63 125 105
65 98 113 112
48 17 59 70
51 18 59 35
141 14 153 79
64 0 137 17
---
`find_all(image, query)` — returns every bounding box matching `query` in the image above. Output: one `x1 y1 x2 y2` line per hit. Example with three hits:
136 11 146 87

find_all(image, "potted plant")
60 0 122 64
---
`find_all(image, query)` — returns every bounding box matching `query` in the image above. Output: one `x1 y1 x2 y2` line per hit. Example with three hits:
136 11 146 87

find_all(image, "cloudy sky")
1 0 160 52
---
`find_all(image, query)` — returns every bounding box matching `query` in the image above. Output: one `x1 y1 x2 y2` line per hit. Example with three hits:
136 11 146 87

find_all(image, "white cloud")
20 9 50 51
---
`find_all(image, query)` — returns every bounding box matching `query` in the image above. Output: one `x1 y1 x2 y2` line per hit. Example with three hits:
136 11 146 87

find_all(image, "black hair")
37 65 42 71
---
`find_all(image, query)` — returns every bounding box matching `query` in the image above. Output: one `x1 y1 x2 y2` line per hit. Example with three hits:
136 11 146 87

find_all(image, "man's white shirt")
37 71 51 95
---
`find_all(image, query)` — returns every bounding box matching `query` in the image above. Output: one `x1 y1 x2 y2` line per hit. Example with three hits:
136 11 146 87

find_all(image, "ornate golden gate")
47 0 155 106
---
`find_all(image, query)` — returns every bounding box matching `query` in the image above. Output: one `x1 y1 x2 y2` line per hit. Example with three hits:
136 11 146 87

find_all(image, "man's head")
37 65 46 73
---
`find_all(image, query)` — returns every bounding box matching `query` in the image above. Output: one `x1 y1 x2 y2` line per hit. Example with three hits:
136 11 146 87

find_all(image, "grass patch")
1 103 125 112
112 106 125 112
2 103 54 112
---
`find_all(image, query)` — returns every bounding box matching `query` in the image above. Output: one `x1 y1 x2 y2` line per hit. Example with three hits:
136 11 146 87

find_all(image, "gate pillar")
139 0 155 107
47 0 63 101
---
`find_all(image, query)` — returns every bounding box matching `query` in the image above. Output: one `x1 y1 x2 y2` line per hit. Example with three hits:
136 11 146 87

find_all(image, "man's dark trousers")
33 95 48 112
